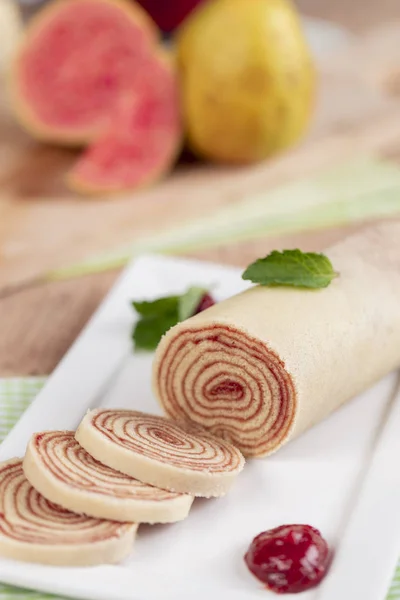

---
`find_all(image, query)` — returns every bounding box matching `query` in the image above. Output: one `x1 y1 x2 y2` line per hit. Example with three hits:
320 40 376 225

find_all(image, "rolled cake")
23 431 193 524
0 459 136 566
76 409 245 497
152 222 400 457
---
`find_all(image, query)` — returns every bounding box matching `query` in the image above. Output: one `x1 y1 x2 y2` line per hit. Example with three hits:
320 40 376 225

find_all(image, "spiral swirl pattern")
30 431 181 500
153 324 297 457
24 431 193 524
0 460 135 550
88 410 243 473
76 409 244 497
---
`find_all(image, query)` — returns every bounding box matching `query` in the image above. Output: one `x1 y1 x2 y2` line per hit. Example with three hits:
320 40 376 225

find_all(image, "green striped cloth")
0 379 58 600
0 378 399 599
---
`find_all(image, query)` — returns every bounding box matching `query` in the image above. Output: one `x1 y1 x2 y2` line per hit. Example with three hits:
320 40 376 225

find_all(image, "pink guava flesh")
68 54 181 192
16 0 156 139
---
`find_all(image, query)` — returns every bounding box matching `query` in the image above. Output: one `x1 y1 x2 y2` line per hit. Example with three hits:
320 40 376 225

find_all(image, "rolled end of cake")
0 459 137 566
152 322 297 458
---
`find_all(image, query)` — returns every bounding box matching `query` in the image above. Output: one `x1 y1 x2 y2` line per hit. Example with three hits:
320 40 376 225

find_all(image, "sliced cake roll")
24 431 193 524
76 409 245 497
0 459 136 566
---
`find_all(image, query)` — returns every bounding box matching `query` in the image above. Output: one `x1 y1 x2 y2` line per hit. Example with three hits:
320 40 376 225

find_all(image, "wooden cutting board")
1 21 400 376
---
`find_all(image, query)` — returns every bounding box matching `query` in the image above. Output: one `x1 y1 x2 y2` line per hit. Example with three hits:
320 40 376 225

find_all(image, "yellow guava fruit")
176 0 316 163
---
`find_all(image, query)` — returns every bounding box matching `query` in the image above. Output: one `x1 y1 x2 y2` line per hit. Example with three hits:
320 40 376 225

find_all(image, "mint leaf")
132 286 213 352
133 313 178 352
178 286 208 321
242 249 338 289
132 296 179 317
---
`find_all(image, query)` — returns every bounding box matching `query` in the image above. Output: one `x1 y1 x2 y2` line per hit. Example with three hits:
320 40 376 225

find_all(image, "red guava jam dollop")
244 524 330 594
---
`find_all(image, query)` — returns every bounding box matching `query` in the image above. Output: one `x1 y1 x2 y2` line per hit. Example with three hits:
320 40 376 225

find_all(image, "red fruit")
136 0 204 32
67 51 182 194
195 293 215 313
244 524 330 594
10 0 159 144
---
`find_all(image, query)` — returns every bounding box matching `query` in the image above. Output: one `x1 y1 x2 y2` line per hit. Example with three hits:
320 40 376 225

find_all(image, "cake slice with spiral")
23 431 193 524
0 459 136 566
75 409 245 497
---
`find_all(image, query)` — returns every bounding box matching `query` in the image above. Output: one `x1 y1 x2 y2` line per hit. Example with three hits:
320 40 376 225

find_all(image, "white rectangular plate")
0 254 400 600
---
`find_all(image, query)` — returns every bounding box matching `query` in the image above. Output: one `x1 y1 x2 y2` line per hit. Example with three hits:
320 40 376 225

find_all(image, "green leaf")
178 286 208 321
132 312 179 352
132 295 179 317
242 249 338 289
131 285 210 352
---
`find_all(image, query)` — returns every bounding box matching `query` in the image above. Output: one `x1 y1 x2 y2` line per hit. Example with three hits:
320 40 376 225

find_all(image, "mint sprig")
133 312 179 352
132 286 209 352
133 296 180 318
179 286 208 321
242 249 338 289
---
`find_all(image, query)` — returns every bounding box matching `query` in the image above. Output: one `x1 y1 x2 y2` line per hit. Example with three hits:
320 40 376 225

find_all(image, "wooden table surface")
1 0 400 377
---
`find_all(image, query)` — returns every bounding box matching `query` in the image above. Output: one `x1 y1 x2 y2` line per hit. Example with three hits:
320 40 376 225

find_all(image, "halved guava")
67 51 182 194
10 0 158 145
